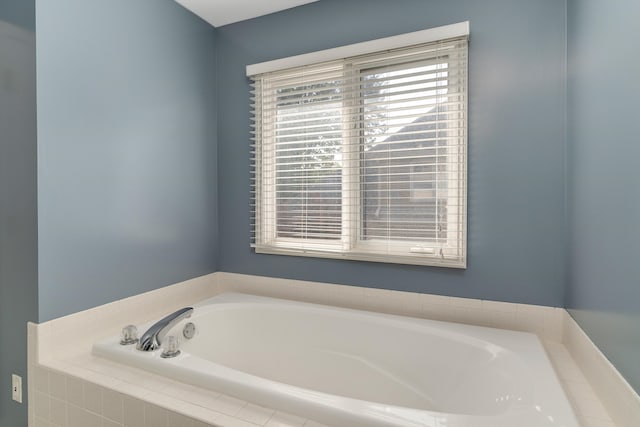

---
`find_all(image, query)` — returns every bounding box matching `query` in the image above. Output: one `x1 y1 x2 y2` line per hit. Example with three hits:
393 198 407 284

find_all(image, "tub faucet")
136 307 193 352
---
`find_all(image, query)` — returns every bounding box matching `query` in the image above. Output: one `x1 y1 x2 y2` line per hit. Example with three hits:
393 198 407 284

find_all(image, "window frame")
249 23 468 268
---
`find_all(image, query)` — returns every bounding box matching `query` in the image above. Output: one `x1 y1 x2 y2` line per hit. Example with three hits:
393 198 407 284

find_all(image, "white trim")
246 22 470 76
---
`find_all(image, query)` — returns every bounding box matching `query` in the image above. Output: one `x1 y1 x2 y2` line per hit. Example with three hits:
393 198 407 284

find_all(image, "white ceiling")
175 0 320 27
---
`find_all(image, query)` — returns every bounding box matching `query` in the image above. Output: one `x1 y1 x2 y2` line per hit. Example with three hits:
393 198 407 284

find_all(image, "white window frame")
249 23 468 268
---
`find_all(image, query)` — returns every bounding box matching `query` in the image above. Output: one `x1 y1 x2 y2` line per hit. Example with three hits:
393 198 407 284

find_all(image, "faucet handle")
160 335 181 358
120 325 139 345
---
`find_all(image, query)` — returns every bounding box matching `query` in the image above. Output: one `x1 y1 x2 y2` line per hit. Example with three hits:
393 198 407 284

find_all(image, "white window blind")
250 31 468 268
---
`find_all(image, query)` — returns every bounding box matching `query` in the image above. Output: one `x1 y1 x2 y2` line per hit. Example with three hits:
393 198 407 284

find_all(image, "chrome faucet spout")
136 307 193 352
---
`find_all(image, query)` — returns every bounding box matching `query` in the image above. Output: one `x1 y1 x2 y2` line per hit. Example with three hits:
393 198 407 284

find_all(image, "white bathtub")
93 293 579 427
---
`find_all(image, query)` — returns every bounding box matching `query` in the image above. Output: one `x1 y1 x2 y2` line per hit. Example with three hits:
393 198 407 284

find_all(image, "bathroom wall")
216 0 567 307
0 0 35 32
0 1 38 426
35 0 218 321
566 0 640 394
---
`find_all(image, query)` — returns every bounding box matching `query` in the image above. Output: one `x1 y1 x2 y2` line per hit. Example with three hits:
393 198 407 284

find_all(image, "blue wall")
0 0 35 31
36 0 218 321
566 0 640 394
216 0 567 307
0 2 38 426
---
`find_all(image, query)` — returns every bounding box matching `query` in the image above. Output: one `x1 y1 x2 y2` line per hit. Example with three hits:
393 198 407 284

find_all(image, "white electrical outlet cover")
12 374 22 403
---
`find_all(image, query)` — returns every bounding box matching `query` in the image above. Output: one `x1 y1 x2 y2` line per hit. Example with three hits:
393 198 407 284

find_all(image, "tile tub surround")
563 313 640 427
26 272 635 427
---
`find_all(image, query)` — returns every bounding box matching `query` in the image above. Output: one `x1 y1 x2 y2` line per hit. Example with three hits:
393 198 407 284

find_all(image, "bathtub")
93 293 579 427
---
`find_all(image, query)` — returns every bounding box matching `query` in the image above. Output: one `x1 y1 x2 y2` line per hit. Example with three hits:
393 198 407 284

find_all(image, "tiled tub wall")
28 362 326 427
29 364 320 427
26 272 637 427
29 366 215 427
563 315 640 427
216 273 565 342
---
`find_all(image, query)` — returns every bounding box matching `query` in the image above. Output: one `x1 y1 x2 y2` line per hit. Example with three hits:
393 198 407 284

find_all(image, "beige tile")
111 381 154 403
294 282 330 305
168 411 196 427
123 396 145 427
142 390 186 412
451 307 489 327
481 299 517 313
393 290 423 318
84 380 103 414
49 370 67 400
361 287 389 313
160 383 199 403
37 324 54 364
68 403 102 427
564 379 610 420
214 413 262 427
84 357 136 381
543 308 564 342
102 388 124 423
102 418 122 427
324 283 363 308
174 403 221 426
371 290 404 316
34 366 50 394
450 296 482 309
553 355 589 384
236 403 275 425
50 397 67 427
181 386 221 408
628 395 640 427
487 310 518 330
33 416 51 427
66 375 85 408
208 394 246 417
514 305 546 335
265 411 306 427
34 391 51 419
145 403 168 427
421 302 451 322
302 420 331 427
420 293 451 306
121 369 170 391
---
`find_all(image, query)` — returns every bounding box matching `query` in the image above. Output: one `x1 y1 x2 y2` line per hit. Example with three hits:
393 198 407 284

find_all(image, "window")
249 23 468 268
